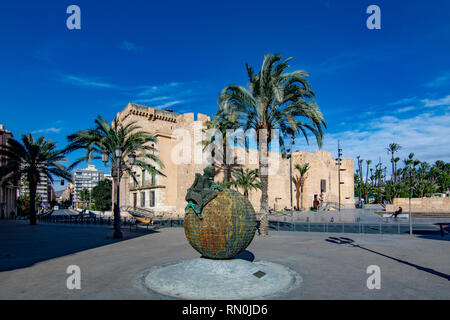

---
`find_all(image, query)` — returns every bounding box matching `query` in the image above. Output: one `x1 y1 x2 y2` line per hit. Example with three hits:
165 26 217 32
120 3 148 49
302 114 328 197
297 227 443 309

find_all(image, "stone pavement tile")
0 221 449 299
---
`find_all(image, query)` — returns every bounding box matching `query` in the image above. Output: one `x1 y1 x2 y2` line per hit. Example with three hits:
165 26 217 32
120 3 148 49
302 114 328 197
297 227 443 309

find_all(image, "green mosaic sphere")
184 188 257 259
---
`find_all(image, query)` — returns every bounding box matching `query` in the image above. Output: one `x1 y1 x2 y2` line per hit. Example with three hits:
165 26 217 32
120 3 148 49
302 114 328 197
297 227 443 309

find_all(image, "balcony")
129 181 165 191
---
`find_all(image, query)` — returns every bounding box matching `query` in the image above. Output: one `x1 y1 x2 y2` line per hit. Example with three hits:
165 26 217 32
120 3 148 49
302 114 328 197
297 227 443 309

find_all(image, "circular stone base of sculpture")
136 258 302 299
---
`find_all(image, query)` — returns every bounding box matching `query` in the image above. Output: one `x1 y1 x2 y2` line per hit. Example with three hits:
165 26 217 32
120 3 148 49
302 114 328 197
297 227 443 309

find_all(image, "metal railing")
37 214 441 236
37 214 184 230
267 220 436 235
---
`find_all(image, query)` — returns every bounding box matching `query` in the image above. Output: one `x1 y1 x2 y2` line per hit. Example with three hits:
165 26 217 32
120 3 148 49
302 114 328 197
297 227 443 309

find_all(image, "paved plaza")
0 219 449 300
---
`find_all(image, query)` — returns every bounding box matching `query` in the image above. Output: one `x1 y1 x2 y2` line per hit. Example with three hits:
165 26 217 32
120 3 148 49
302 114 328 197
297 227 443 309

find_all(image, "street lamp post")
102 147 135 239
286 137 294 211
336 141 343 212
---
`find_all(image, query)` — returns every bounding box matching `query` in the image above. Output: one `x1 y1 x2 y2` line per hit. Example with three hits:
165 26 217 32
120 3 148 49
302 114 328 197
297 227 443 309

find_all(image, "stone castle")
116 103 354 217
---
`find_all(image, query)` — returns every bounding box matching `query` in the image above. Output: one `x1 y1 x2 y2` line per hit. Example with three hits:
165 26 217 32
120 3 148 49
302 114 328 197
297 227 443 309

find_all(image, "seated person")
391 206 402 218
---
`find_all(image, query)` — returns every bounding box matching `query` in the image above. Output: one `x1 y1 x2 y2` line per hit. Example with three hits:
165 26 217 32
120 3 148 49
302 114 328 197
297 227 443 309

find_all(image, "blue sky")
0 0 449 190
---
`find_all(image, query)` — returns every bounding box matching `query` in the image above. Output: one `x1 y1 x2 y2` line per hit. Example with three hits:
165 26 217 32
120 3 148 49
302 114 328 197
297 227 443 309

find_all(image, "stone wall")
386 197 450 213
115 103 354 218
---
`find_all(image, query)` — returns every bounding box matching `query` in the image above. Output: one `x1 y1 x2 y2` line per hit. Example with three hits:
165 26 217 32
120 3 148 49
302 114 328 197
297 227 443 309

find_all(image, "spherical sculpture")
184 188 257 259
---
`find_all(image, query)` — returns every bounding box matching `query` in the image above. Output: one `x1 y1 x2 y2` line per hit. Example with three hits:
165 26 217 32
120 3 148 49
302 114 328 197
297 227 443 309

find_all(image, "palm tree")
292 163 309 210
394 157 400 180
0 134 72 225
203 112 242 183
431 160 449 193
230 168 261 198
365 160 372 184
218 53 326 235
413 159 421 182
403 153 415 183
386 143 401 182
66 115 163 238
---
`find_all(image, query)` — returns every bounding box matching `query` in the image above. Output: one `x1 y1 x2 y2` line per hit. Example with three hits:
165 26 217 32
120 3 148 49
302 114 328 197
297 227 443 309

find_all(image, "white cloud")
388 96 418 106
425 72 450 88
154 100 183 109
422 95 450 107
294 112 450 169
396 106 415 113
31 127 62 134
132 96 171 104
61 75 116 89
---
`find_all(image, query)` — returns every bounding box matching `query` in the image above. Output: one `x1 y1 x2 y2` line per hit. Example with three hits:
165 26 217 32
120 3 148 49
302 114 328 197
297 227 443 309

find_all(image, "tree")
292 163 309 210
16 193 42 215
91 179 112 211
218 53 326 235
80 188 90 202
402 153 415 183
386 143 401 182
365 160 372 184
0 134 72 225
203 112 242 183
67 115 164 238
230 168 261 198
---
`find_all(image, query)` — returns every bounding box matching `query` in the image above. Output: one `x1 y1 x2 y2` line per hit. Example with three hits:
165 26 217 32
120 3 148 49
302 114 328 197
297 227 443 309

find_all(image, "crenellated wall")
115 103 354 217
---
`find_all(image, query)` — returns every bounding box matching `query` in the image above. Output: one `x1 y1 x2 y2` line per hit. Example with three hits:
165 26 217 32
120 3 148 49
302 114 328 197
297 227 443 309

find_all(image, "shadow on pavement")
325 236 450 281
0 220 158 272
413 225 450 242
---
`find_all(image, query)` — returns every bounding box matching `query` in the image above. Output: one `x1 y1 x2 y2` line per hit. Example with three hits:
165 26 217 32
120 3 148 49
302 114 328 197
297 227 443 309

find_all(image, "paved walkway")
270 209 450 224
0 220 449 299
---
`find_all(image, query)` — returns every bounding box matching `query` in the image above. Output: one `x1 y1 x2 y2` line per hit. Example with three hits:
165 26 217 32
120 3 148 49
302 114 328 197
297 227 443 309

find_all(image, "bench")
132 216 155 231
382 213 409 218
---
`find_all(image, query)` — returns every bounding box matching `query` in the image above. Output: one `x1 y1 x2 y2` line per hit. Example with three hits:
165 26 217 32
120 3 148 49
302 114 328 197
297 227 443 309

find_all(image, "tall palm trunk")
391 154 395 182
300 185 304 210
258 132 269 236
112 171 122 238
29 180 37 225
394 161 398 182
295 188 300 210
223 141 232 183
112 175 118 211
365 164 370 184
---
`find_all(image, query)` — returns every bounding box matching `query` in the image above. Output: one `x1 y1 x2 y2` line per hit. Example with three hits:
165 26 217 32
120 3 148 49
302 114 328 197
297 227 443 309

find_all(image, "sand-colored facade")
115 103 354 217
386 197 450 213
